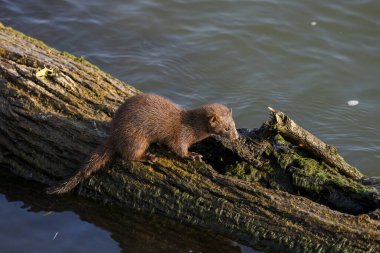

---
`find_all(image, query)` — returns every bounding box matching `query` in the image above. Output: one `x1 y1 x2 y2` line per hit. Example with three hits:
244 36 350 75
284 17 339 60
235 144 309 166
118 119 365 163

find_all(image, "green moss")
224 132 378 213
290 157 370 195
273 133 290 146
1 23 107 74
61 51 100 70
225 160 293 191
1 23 51 49
282 150 378 213
225 161 258 182
274 150 299 170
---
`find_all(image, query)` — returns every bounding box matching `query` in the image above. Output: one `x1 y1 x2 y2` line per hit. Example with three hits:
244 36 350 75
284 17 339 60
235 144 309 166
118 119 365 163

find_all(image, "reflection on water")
0 0 379 252
0 168 258 253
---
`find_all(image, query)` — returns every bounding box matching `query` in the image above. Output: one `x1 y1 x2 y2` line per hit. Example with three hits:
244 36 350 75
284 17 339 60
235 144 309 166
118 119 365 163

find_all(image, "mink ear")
209 115 219 126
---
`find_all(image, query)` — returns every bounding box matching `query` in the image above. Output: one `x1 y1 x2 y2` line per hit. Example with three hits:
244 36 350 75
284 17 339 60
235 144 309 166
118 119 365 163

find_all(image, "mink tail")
46 141 113 194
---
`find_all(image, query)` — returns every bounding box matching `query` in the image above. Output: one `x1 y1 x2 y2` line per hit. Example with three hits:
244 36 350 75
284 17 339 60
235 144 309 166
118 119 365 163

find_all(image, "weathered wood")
268 107 363 180
1 23 379 253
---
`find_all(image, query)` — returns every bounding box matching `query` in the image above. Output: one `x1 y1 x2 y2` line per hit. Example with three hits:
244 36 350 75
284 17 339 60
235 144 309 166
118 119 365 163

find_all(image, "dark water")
1 0 379 252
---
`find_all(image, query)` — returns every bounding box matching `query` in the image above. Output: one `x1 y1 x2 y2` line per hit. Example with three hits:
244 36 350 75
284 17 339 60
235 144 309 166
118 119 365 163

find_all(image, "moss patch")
223 129 379 214
61 51 100 71
279 149 379 213
1 22 51 49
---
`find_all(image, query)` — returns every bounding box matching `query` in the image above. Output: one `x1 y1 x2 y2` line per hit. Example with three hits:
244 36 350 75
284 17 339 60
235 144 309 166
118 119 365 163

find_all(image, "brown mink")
47 93 239 194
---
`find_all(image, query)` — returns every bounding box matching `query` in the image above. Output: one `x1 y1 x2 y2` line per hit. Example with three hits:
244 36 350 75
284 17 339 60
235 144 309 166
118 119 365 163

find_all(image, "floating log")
1 23 379 253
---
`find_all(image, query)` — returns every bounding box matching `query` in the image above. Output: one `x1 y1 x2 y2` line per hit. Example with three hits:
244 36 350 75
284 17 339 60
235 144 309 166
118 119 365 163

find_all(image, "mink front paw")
188 152 203 162
143 152 157 164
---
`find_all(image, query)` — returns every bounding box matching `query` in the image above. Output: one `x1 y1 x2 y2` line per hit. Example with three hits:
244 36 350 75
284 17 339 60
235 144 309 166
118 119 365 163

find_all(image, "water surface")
1 0 379 252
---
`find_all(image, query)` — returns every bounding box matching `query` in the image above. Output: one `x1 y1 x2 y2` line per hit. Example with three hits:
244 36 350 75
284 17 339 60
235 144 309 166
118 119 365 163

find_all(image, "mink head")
205 104 239 140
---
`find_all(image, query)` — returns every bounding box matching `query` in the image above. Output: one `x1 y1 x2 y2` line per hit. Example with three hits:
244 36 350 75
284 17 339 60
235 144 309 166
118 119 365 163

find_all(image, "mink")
47 93 239 194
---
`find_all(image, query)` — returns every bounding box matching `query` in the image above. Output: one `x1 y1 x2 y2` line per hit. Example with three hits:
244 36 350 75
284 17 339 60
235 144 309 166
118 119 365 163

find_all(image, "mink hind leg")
118 136 152 162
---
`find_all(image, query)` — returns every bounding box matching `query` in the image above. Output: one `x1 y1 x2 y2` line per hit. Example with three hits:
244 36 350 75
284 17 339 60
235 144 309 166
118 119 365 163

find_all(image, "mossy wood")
1 24 379 253
268 107 363 180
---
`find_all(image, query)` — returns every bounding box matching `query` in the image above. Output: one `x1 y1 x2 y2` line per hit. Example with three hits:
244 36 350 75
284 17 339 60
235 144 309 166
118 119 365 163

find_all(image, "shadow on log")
1 23 379 253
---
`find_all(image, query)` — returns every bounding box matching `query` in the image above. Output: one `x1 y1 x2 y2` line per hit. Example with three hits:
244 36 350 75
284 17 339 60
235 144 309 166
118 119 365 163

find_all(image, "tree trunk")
1 23 379 253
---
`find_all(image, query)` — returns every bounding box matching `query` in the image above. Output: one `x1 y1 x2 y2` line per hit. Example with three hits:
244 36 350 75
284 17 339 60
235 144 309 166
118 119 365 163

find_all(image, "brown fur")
47 93 238 194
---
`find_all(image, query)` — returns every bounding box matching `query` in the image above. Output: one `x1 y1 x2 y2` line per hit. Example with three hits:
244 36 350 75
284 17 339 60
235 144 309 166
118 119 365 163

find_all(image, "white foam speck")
311 21 317 26
347 100 359 106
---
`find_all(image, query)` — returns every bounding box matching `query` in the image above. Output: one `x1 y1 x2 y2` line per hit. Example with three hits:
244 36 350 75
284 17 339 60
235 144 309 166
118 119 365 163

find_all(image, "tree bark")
1 23 379 253
268 107 363 180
